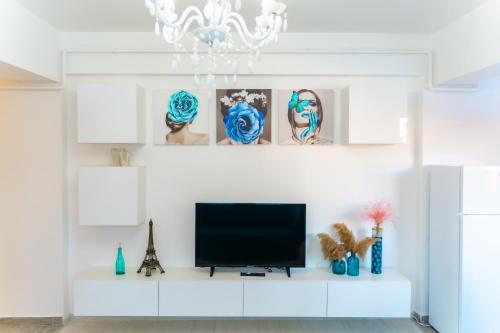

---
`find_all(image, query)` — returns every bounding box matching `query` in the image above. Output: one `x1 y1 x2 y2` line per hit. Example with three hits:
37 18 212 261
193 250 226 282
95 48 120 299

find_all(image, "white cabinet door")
461 216 500 333
463 167 500 214
327 280 410 318
159 281 243 317
74 280 158 316
77 84 145 143
243 280 327 317
78 167 146 226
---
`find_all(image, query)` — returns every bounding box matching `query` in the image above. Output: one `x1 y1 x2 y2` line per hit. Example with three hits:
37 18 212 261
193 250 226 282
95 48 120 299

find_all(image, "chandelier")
144 0 288 87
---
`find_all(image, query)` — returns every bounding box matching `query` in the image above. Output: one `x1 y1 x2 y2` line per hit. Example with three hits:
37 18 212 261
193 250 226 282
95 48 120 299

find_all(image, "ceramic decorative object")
111 148 131 166
365 201 392 275
115 242 125 275
346 252 360 276
371 227 383 274
332 259 346 275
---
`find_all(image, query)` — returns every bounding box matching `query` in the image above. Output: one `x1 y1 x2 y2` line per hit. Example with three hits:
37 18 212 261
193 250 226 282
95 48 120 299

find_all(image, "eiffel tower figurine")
137 219 165 277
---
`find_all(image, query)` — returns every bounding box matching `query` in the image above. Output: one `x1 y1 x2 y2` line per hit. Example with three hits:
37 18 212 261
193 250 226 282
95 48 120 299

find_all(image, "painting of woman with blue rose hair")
153 89 209 145
278 89 334 145
216 89 272 145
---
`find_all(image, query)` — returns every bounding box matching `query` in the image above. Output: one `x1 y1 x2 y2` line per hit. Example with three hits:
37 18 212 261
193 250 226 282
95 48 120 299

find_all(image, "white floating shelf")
78 166 146 226
341 84 408 144
74 267 411 318
77 83 145 143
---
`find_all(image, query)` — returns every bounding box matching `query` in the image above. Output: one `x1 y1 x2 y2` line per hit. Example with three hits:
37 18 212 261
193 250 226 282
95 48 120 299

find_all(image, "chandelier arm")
172 14 204 44
156 5 205 29
226 12 278 46
226 18 254 49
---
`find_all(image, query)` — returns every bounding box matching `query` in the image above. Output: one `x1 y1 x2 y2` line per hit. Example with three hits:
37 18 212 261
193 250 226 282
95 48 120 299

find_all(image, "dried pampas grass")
354 237 376 259
333 223 356 252
317 233 346 261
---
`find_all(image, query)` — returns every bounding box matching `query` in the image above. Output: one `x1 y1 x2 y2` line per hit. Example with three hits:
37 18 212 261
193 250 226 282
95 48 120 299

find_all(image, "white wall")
416 77 500 316
433 0 500 85
423 78 500 164
0 89 65 317
0 0 60 82
62 32 428 314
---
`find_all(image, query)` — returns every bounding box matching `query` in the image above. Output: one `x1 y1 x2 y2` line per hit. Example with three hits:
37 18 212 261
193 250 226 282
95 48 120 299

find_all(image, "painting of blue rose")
153 89 209 145
216 89 272 145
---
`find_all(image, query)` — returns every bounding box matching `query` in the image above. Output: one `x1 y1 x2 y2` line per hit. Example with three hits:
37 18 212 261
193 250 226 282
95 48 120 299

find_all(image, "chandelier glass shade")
145 0 288 87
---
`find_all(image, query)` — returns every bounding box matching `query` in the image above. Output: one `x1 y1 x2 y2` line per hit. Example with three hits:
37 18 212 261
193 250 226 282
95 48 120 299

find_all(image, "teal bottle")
332 259 346 275
115 242 125 275
371 227 383 274
346 252 360 276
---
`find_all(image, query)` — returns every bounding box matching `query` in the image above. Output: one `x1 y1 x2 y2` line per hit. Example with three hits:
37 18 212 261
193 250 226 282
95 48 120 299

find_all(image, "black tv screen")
195 203 306 268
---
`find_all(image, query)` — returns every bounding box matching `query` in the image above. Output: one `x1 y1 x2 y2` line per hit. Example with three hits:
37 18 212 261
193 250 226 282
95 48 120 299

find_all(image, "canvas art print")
278 89 334 145
153 89 209 145
216 89 272 145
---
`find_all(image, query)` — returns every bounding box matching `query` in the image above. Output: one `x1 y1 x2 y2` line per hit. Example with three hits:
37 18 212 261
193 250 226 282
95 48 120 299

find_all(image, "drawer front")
159 281 243 317
327 281 410 318
74 280 158 316
244 281 327 317
463 167 500 214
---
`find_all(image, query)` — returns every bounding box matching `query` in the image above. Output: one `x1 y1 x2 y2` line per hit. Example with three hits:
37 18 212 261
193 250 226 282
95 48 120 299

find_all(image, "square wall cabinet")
341 84 408 144
78 167 146 226
77 84 145 143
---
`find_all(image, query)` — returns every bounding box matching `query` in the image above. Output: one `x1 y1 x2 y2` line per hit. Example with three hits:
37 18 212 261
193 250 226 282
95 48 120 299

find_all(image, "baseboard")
411 311 429 325
0 317 63 326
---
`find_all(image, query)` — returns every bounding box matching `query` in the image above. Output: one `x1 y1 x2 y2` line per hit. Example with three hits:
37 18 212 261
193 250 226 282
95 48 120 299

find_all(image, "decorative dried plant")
365 201 393 234
317 233 346 262
334 223 376 259
354 237 376 259
333 223 356 253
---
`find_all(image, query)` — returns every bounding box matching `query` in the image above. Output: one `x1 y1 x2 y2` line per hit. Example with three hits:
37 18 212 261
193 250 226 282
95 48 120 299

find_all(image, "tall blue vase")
371 227 383 274
346 252 359 276
332 259 346 275
115 242 125 275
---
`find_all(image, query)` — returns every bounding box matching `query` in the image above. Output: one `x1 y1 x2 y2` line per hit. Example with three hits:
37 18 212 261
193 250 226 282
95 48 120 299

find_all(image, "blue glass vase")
371 227 383 274
346 252 359 276
332 259 346 275
115 242 125 275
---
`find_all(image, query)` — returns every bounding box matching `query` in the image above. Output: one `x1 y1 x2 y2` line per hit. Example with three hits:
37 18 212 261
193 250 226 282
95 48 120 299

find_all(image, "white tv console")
74 267 411 318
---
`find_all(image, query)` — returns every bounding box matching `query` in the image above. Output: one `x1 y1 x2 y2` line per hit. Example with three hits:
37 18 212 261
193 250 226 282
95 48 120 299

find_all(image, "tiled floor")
0 318 437 333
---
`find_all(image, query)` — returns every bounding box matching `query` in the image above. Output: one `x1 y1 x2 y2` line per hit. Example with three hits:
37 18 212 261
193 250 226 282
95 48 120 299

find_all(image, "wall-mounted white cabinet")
74 268 411 318
78 166 146 226
74 268 158 316
77 84 145 143
341 84 407 144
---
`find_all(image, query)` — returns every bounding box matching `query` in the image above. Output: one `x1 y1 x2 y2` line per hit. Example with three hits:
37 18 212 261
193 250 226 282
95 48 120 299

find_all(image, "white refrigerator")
430 166 500 333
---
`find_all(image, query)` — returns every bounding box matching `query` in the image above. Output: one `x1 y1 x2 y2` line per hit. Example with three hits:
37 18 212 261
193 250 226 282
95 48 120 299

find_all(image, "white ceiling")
17 0 487 34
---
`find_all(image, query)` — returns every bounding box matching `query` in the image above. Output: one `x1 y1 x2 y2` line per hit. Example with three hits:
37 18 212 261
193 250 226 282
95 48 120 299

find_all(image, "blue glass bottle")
371 227 383 274
332 259 346 275
115 242 125 275
346 251 359 276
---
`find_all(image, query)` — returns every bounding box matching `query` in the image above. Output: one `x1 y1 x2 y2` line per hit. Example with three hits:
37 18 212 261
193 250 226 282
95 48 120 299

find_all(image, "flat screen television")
195 203 306 271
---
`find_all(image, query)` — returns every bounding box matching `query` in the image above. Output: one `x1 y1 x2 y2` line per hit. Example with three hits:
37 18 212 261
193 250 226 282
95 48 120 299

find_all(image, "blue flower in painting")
167 90 199 123
223 101 265 144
